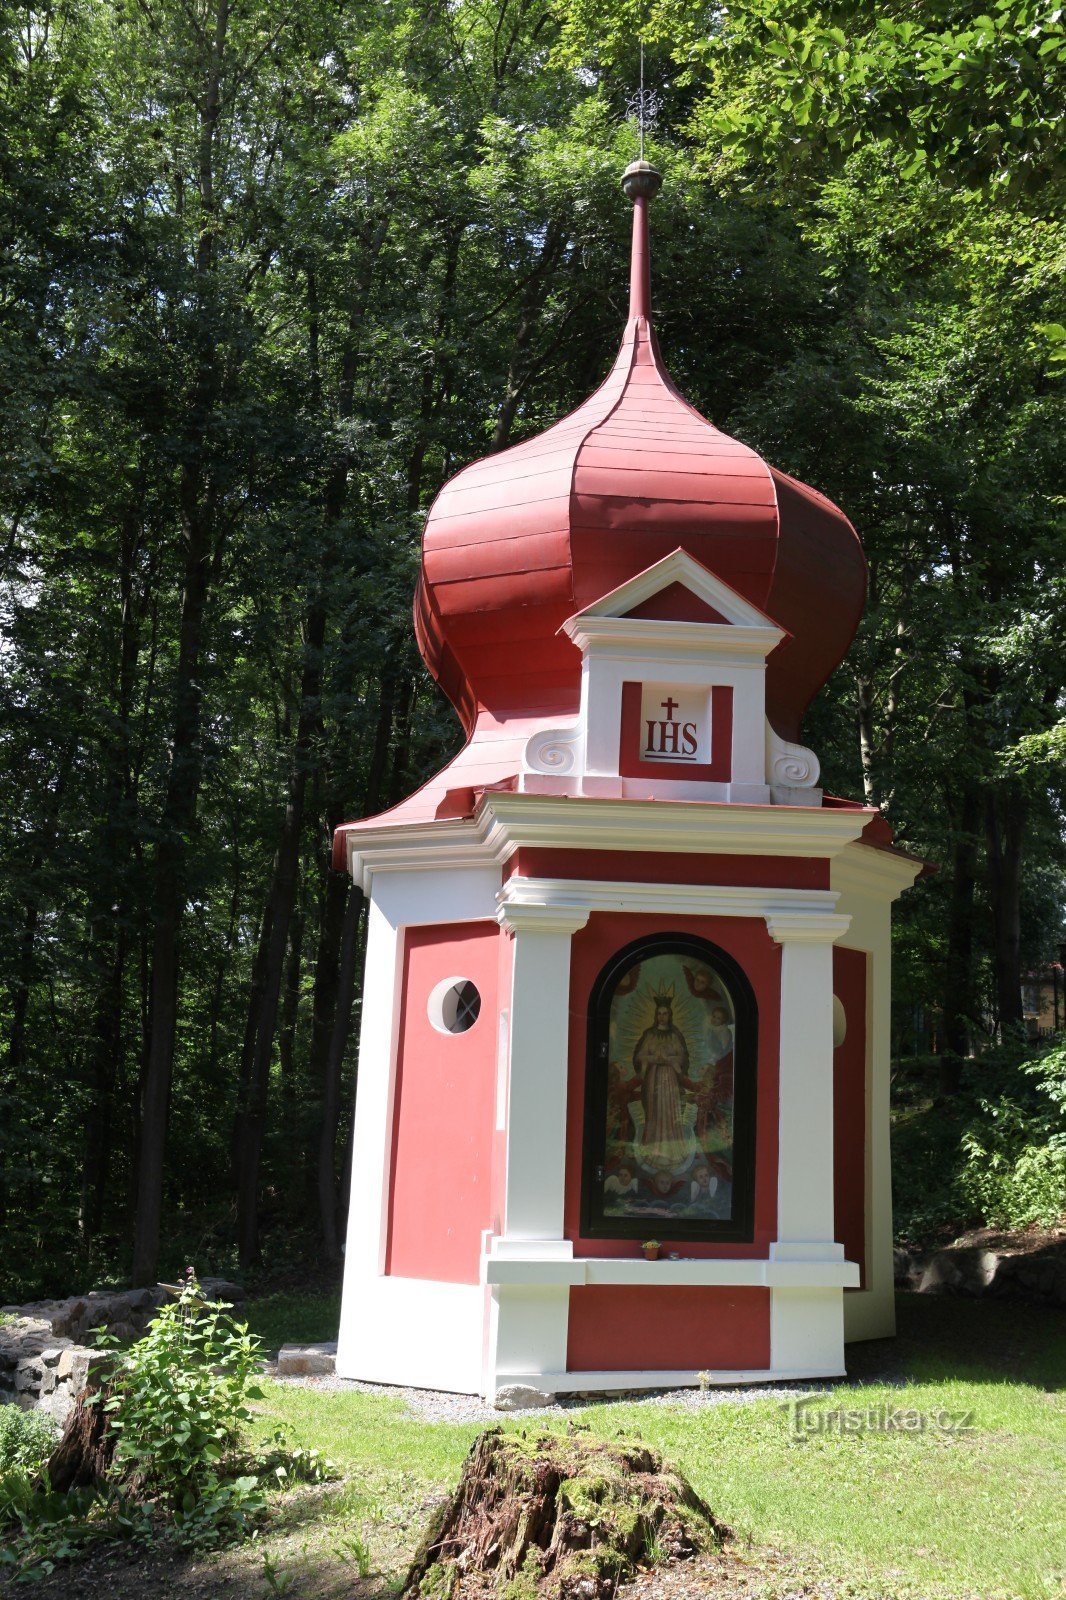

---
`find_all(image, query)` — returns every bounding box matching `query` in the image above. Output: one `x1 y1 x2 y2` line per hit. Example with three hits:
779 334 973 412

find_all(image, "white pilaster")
493 902 590 1244
484 900 589 1398
765 909 852 1376
832 844 922 1342
336 865 500 1394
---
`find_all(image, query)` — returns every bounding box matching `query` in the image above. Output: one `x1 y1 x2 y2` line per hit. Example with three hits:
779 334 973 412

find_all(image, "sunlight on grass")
243 1290 340 1354
255 1373 1066 1600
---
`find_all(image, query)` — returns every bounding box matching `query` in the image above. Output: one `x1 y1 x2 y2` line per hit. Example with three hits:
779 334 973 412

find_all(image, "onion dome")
415 161 866 746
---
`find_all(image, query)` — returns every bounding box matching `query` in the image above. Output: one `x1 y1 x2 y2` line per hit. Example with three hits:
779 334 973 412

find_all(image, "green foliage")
0 1407 56 1477
242 1291 340 1356
893 1042 1066 1246
955 1045 1066 1228
0 1273 334 1579
100 1272 266 1513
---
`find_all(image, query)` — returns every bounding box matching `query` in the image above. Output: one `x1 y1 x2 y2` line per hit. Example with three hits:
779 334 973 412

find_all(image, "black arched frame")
580 932 758 1243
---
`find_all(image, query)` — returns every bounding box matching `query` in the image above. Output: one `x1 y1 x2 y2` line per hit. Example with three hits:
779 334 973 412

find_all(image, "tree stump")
44 1377 116 1491
403 1428 728 1600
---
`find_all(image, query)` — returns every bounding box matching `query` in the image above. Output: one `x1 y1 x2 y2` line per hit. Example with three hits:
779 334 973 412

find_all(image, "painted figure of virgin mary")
633 988 691 1170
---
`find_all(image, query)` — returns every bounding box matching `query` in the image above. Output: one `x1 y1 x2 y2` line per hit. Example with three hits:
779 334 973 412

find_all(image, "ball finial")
621 160 663 202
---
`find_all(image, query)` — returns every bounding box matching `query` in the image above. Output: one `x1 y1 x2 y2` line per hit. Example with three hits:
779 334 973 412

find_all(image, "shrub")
0 1268 332 1577
954 1045 1066 1229
894 1041 1066 1246
0 1407 57 1477
101 1268 265 1510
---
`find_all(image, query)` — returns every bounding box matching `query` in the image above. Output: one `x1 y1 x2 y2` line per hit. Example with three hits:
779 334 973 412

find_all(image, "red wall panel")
385 923 501 1285
567 1286 770 1372
505 850 830 891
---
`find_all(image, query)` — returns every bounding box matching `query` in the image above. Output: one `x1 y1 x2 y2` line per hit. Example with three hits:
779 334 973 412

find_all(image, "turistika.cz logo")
782 1395 975 1437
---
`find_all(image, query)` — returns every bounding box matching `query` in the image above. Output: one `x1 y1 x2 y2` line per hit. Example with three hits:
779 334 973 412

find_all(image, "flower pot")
642 1244 661 1261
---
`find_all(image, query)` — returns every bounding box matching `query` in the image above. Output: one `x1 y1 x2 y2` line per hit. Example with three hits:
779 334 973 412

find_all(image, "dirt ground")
2 1531 883 1600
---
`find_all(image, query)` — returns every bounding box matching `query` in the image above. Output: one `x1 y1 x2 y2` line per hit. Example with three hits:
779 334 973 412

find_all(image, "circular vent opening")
428 977 482 1036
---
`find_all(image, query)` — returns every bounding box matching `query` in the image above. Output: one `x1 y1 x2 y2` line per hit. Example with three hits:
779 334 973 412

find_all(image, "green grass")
243 1290 340 1356
252 1295 1066 1600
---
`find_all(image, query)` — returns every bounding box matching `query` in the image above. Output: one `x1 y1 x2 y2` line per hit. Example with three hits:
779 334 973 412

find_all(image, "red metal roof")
415 181 866 746
333 172 869 861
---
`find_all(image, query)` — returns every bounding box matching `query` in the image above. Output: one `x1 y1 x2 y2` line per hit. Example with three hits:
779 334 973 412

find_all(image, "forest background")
2 0 1063 1299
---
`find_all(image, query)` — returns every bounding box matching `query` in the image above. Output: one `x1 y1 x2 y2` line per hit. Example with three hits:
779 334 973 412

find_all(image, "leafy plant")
0 1406 56 1475
0 1269 335 1578
894 1043 1066 1246
99 1268 265 1511
954 1045 1066 1229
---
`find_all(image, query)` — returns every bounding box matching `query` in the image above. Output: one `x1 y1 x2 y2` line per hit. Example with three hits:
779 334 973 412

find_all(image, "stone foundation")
0 1279 244 1423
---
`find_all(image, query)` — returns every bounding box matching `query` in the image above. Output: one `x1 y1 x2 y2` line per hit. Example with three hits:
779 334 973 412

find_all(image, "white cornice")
480 793 872 861
483 1254 860 1289
564 615 784 661
831 840 926 901
764 911 852 945
343 793 876 890
498 875 843 926
495 901 592 936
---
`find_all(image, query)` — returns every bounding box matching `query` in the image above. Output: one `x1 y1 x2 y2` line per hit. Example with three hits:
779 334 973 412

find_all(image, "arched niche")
580 933 758 1244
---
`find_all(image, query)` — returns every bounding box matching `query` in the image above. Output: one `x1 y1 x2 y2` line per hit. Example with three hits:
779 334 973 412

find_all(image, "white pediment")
561 548 787 640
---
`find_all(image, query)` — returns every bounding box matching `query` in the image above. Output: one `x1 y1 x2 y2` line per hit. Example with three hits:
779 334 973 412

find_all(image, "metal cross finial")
626 41 661 162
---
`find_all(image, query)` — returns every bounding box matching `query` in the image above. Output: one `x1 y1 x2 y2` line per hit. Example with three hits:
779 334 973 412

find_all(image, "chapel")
333 161 920 1399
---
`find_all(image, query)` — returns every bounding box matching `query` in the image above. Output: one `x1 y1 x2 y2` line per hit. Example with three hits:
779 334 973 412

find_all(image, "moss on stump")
403 1427 728 1600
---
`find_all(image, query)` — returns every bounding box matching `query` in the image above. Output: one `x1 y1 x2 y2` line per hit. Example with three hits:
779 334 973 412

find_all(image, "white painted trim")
834 861 901 1344
498 875 844 925
483 1256 860 1289
765 911 852 944
337 865 503 1391
498 1366 843 1395
344 794 876 886
561 547 785 635
496 901 592 936
771 1288 846 1376
567 616 785 660
773 930 842 1248
336 1277 484 1394
832 840 925 901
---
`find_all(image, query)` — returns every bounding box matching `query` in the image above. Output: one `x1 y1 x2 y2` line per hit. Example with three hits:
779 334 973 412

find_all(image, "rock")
918 1252 964 1295
276 1342 337 1376
55 1347 108 1390
199 1278 246 1306
492 1383 557 1411
15 1360 41 1392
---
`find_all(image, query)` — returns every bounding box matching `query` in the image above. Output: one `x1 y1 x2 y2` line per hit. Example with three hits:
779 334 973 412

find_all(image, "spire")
621 159 662 322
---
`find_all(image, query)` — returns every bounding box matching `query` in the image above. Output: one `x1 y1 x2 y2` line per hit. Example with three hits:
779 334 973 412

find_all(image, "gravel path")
266 1370 839 1425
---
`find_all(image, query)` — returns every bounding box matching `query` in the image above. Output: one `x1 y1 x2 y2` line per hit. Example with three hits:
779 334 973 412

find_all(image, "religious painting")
582 935 757 1242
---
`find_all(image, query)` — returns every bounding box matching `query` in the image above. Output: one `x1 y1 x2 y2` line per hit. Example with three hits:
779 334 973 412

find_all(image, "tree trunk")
318 883 364 1260
985 784 1027 1040
939 787 982 1095
855 673 878 808
403 1430 726 1600
132 0 230 1287
235 602 326 1268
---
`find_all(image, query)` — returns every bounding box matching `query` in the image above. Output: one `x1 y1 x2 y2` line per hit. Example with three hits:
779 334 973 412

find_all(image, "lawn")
9 1293 1060 1600
246 1293 1065 1600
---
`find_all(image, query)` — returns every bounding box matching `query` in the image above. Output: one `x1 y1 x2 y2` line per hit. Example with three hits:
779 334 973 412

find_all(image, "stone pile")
894 1232 1066 1305
0 1278 244 1423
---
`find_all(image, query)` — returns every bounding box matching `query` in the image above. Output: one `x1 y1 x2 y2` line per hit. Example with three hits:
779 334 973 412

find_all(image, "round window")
832 995 847 1049
428 977 482 1036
